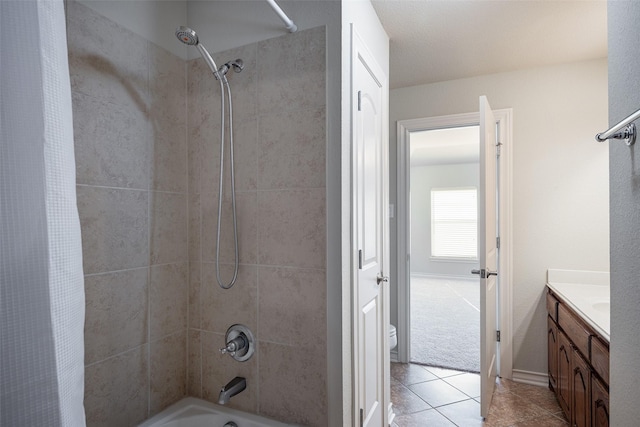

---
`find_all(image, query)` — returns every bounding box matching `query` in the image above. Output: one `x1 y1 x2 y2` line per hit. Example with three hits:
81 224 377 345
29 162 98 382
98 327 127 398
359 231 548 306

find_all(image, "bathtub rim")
138 396 297 427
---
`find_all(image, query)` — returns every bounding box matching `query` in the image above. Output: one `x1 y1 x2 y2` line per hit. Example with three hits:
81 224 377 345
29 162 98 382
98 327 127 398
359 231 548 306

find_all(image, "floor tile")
443 372 481 398
511 413 569 426
408 378 469 408
484 390 550 425
391 364 565 427
503 380 562 414
424 365 467 379
391 378 431 415
391 362 438 386
435 398 484 426
393 408 457 427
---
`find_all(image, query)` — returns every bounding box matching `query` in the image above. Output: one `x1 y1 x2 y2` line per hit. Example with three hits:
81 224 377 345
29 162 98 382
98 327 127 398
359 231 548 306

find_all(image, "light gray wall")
77 0 188 59
410 163 480 276
390 58 609 375
608 2 640 424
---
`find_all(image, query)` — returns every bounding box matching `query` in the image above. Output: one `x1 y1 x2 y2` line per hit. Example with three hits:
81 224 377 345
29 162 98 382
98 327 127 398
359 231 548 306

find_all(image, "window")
431 188 478 259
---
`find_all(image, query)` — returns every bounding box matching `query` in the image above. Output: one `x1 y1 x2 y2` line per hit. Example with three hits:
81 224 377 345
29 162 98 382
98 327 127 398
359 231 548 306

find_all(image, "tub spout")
218 376 246 405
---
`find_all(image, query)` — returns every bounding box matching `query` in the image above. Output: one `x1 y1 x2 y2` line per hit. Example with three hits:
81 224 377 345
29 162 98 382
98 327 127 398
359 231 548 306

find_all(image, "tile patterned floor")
391 363 568 427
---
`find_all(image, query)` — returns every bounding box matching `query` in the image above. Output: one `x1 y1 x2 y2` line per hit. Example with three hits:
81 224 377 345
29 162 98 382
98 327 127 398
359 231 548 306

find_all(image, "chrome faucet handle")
220 324 255 362
220 335 246 356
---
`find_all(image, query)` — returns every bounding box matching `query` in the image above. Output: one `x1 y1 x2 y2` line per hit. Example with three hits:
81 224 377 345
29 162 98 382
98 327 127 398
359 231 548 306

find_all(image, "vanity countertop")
547 269 610 342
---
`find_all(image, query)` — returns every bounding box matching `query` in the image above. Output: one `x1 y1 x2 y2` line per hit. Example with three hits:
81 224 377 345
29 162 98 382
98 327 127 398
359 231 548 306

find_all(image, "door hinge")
497 330 501 342
358 249 363 270
496 141 503 157
359 408 364 427
357 90 362 111
496 236 500 249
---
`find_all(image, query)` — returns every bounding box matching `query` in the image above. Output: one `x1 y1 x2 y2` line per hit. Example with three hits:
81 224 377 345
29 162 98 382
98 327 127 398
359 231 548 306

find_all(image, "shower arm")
266 0 297 33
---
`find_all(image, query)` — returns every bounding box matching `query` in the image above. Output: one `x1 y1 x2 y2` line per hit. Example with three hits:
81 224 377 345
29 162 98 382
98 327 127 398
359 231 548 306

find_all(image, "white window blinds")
431 188 478 259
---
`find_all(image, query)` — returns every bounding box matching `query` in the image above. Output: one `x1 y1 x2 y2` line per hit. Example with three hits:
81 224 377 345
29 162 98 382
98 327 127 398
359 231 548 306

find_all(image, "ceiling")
370 0 608 89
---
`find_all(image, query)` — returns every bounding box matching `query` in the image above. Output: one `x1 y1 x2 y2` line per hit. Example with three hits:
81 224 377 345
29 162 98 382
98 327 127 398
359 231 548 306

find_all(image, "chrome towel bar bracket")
596 108 640 146
596 123 636 146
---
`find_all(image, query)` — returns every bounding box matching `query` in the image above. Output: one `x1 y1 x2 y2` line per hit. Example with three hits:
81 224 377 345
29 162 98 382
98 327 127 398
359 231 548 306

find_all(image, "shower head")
175 26 220 77
176 26 198 46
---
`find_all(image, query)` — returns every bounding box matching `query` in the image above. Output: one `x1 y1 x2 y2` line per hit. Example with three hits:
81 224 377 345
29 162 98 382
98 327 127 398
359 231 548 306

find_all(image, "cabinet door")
548 316 558 390
557 330 572 419
571 347 590 427
592 374 609 427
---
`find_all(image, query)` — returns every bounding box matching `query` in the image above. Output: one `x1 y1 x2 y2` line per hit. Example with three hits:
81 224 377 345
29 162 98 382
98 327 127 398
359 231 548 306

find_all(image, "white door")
353 29 388 427
478 95 498 418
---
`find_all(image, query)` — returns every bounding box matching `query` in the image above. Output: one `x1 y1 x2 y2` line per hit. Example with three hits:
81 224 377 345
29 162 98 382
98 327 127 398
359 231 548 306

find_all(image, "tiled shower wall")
67 2 188 425
68 1 327 424
186 27 328 426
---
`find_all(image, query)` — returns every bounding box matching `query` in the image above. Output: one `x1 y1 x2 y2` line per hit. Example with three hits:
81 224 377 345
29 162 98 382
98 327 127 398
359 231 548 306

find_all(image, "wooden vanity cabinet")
557 329 572 416
592 374 610 427
547 287 609 427
572 347 591 427
548 316 558 390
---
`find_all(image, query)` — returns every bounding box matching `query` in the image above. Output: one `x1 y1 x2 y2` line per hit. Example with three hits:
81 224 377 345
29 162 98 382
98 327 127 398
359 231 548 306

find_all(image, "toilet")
389 324 397 350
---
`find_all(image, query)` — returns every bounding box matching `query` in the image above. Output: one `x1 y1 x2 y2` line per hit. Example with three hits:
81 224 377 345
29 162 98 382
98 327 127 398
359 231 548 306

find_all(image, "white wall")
77 0 188 58
608 2 640 424
390 58 609 375
410 163 480 276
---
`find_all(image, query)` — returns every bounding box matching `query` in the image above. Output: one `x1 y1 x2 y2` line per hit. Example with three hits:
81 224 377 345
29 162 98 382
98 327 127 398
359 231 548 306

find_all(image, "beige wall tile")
188 121 202 195
84 345 149 427
187 59 218 133
258 342 327 426
150 191 188 265
150 263 188 340
77 185 149 274
187 329 202 398
201 191 257 265
201 263 257 335
199 120 258 196
257 26 326 115
149 44 187 193
188 262 201 329
258 107 325 190
257 189 326 269
213 43 258 124
72 91 150 189
201 331 257 413
258 267 326 350
188 193 201 262
84 268 148 365
66 1 149 111
150 331 187 413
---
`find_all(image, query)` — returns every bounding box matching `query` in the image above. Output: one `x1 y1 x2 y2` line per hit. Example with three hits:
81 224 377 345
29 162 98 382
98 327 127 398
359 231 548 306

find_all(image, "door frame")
396 110 513 379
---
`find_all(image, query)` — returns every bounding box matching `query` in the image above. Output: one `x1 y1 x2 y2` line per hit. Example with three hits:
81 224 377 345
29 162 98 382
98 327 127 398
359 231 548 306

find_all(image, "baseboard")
511 369 549 387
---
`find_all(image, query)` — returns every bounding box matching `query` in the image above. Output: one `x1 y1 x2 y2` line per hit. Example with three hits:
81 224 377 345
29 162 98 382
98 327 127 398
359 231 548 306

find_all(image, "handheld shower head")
175 26 198 46
175 26 220 77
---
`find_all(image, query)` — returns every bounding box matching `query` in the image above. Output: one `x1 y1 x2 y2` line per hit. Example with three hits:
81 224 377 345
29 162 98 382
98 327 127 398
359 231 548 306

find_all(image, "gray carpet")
410 276 480 373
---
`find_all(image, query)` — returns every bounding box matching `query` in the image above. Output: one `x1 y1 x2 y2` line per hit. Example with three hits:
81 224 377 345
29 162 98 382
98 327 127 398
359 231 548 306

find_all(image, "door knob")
377 273 389 285
471 269 498 278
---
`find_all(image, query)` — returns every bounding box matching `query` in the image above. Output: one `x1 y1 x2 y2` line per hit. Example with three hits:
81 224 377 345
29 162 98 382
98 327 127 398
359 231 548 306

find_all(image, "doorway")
408 126 481 372
396 109 513 381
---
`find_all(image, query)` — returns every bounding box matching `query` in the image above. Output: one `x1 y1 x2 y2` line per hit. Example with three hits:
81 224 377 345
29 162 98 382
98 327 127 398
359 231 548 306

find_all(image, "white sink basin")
592 301 610 313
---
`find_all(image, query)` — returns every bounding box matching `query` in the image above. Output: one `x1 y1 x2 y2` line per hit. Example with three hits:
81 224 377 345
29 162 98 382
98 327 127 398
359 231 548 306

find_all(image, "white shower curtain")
1 0 86 425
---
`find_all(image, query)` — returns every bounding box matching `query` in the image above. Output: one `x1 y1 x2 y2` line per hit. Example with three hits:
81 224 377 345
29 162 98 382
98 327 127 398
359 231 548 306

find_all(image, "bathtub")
138 397 296 427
